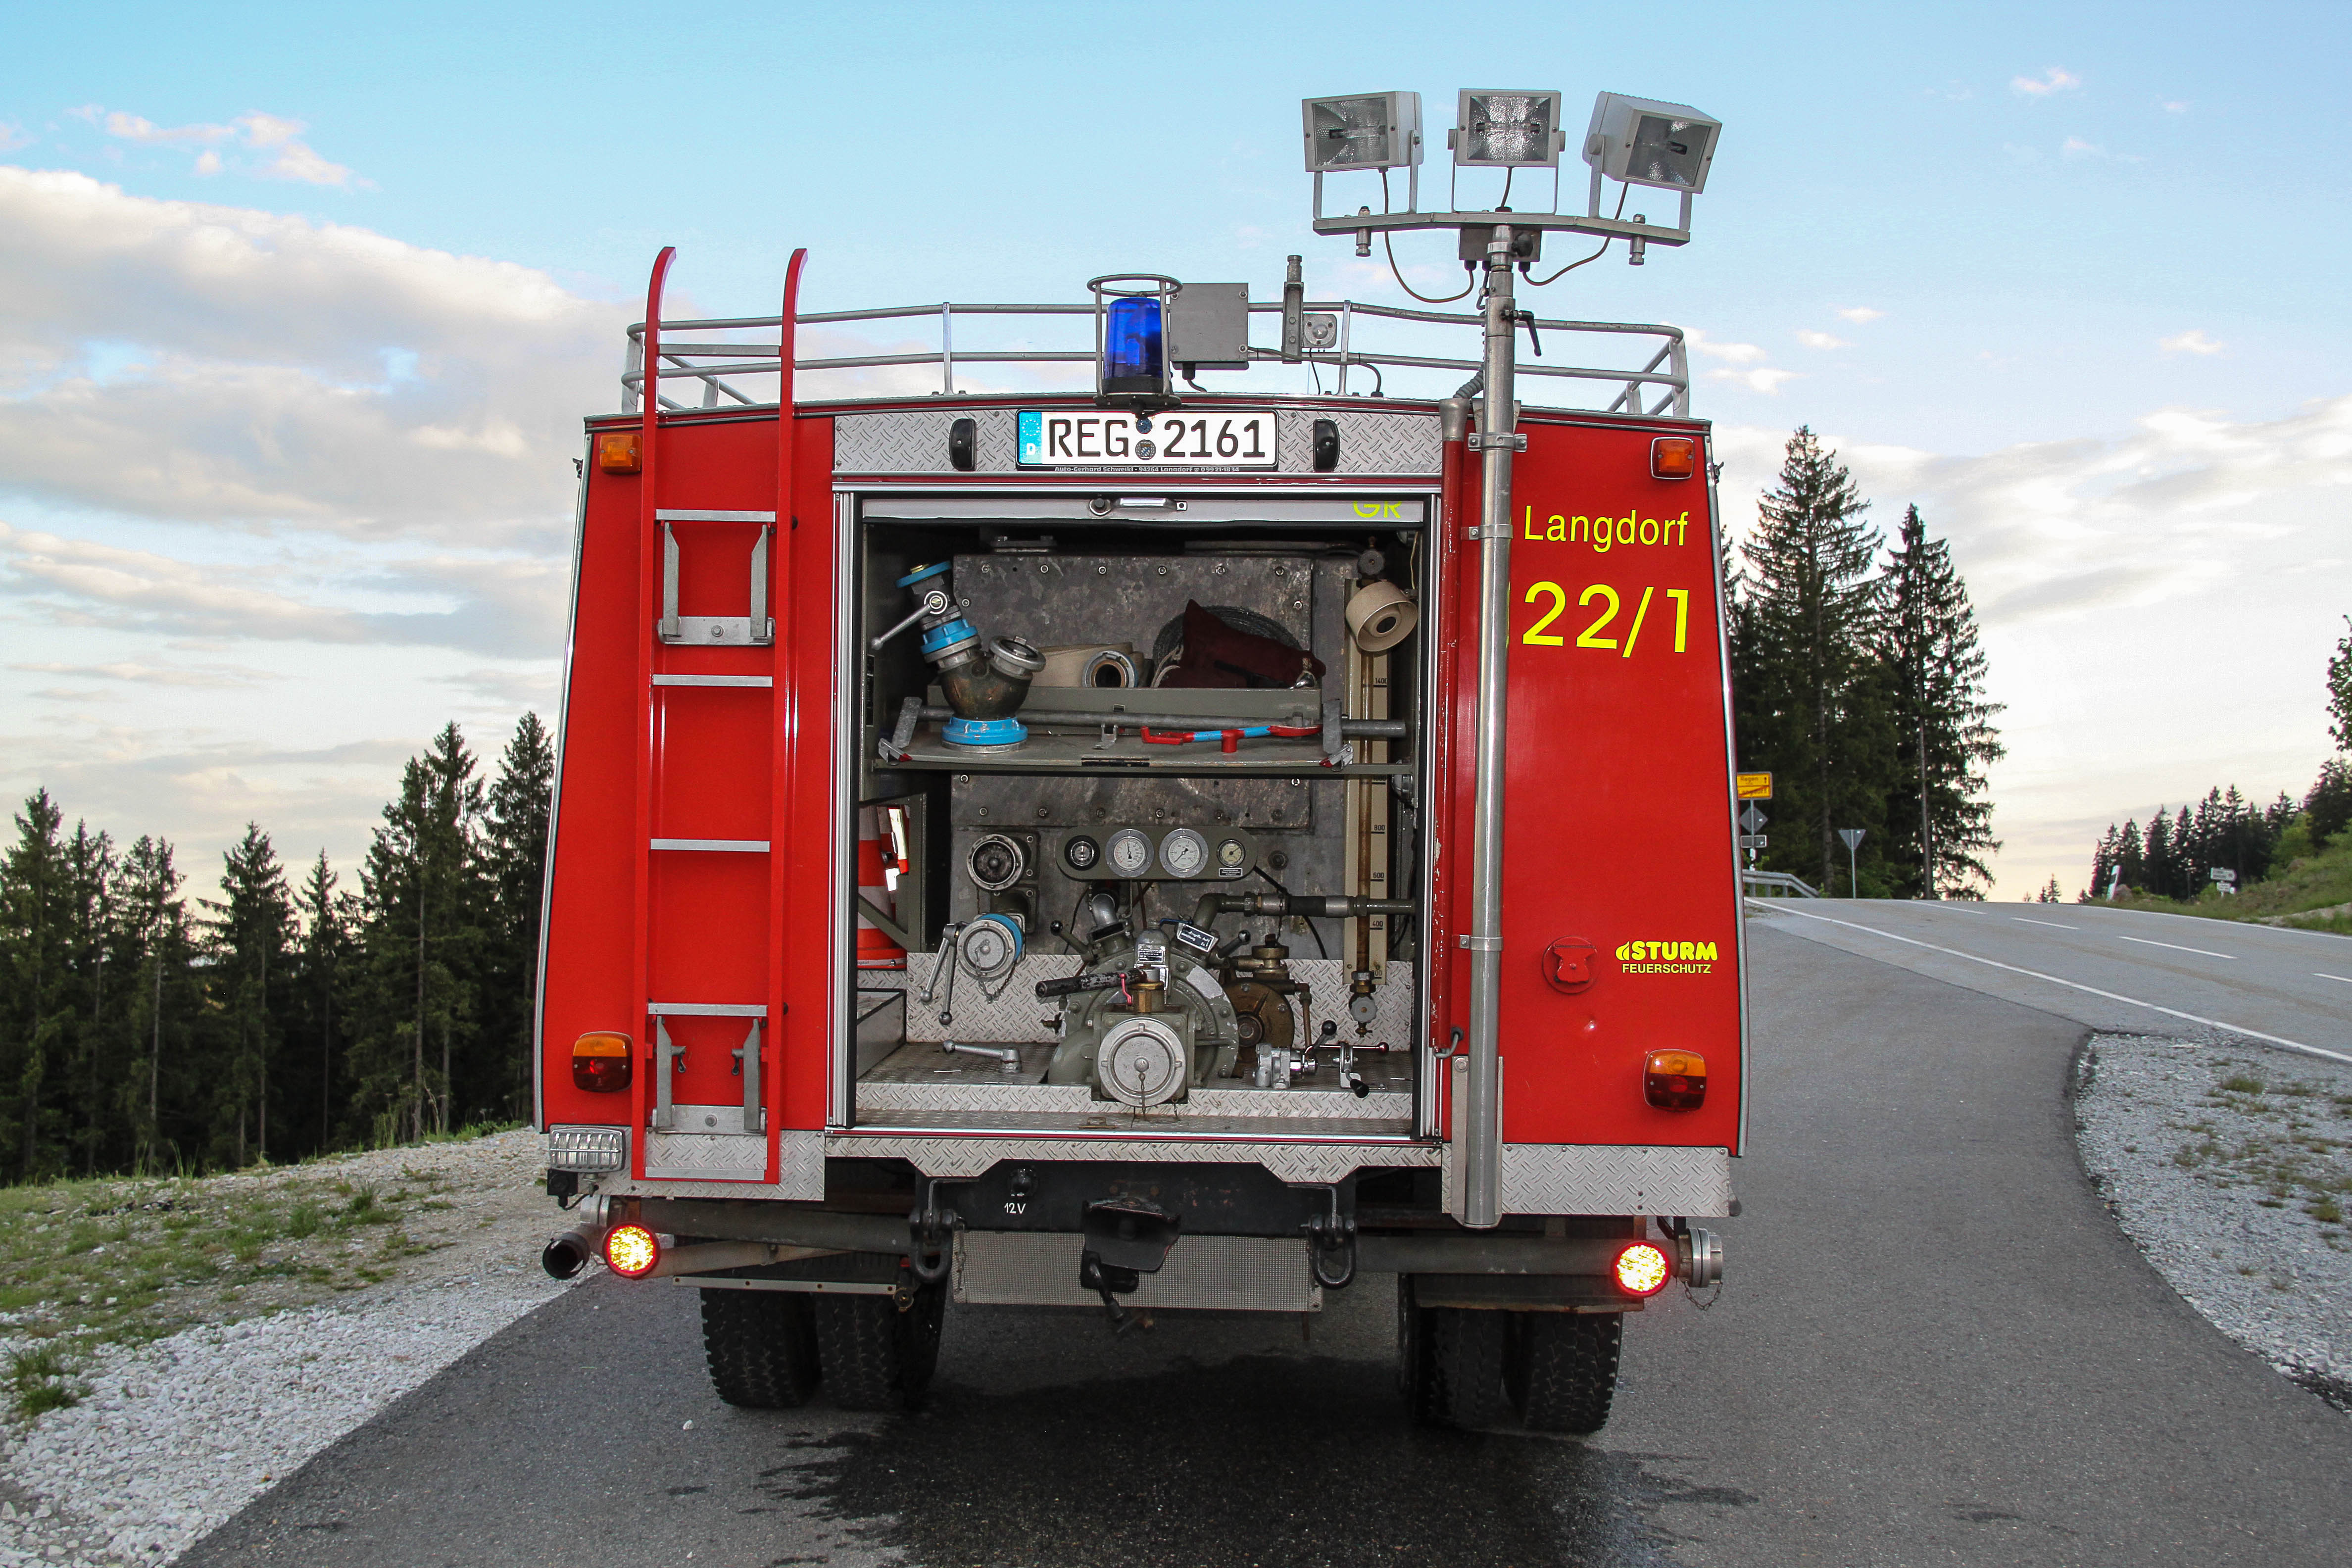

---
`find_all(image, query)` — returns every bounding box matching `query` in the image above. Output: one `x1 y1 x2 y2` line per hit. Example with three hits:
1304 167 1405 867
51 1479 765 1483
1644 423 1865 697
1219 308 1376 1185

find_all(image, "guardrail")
618 297 1688 420
1742 870 1820 899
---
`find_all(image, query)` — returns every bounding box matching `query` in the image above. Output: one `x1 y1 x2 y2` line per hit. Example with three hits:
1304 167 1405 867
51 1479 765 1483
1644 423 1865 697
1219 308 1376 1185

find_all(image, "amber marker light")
604 1224 661 1278
572 1032 633 1093
1643 1048 1707 1110
1650 436 1698 480
597 431 642 473
1614 1240 1672 1297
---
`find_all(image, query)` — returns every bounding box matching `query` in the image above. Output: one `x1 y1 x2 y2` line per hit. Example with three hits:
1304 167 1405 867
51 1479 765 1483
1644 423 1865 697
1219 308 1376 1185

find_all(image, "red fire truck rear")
535 92 1740 1431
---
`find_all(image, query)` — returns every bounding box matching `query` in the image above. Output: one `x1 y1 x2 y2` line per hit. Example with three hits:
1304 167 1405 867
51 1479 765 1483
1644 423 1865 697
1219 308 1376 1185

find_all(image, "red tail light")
573 1032 633 1093
1614 1240 1671 1297
604 1224 661 1278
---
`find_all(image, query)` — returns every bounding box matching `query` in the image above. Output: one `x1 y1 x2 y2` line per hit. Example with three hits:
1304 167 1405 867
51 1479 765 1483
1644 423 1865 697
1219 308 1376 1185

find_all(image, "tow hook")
1303 1211 1358 1288
907 1181 959 1287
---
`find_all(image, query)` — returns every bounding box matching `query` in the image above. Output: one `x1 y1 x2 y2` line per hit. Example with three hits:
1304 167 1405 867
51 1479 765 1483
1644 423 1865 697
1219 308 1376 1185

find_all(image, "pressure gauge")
1106 828 1153 877
1063 834 1100 874
1159 828 1209 880
1216 837 1248 873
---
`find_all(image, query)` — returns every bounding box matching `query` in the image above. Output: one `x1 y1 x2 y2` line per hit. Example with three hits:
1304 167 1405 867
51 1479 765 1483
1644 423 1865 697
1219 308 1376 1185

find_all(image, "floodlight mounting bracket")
1310 209 1689 247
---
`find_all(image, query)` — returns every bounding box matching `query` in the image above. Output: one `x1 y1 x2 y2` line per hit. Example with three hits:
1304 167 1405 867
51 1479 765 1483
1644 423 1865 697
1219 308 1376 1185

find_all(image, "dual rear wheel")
1397 1276 1624 1433
700 1280 946 1412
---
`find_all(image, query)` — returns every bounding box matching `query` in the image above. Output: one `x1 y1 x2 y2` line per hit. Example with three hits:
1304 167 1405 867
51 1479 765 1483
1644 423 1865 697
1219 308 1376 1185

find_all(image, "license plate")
1017 409 1277 469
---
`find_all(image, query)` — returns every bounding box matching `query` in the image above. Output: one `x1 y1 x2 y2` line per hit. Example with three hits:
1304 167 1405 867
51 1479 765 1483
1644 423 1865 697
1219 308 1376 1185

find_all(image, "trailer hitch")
907 1180 961 1287
1079 1198 1180 1333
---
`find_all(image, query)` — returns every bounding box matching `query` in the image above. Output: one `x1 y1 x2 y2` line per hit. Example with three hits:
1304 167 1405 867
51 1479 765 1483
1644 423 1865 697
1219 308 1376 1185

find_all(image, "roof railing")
618 297 1688 419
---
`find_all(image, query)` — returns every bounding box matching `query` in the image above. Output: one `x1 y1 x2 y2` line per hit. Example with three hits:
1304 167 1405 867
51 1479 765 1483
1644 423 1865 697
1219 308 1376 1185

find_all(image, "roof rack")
619 297 1688 420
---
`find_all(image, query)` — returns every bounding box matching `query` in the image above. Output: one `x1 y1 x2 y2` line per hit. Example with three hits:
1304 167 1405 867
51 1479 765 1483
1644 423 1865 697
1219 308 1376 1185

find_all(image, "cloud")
2159 329 2224 356
1836 306 1885 324
1711 395 2352 897
2012 67 2081 97
86 107 360 187
1708 367 1799 394
11 659 277 688
0 522 569 658
1795 329 1850 350
2061 137 2105 159
0 123 32 153
2161 100 2189 114
1684 328 1767 367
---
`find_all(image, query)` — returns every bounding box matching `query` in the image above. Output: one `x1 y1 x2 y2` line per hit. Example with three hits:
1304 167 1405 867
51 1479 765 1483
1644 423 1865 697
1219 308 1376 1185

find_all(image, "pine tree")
1876 506 2004 897
202 825 293 1167
2307 758 2352 846
289 851 351 1154
1738 428 1894 892
1 791 72 1181
349 725 488 1143
481 713 554 1123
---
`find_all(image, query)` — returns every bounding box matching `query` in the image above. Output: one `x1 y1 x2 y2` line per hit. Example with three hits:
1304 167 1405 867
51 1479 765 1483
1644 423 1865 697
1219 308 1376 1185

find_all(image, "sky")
1 0 2347 903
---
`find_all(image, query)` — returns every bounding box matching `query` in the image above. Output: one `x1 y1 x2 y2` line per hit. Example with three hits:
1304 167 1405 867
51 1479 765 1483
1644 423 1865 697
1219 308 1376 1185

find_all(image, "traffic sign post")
1838 828 1865 897
1736 772 1773 801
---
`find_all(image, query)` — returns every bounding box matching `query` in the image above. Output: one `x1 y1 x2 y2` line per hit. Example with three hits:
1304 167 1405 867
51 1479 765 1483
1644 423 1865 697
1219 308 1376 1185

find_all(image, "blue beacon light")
1101 296 1166 394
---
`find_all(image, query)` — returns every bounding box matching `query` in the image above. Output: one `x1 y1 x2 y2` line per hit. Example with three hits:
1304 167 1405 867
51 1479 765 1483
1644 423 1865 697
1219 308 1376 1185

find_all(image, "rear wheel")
699 1287 820 1409
813 1282 946 1412
1509 1310 1623 1434
1412 1297 1514 1429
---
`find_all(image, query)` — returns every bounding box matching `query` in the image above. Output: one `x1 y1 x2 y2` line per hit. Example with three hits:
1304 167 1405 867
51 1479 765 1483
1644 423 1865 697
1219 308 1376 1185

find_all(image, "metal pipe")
1358 1233 1634 1275
633 1198 913 1254
912 704 1403 737
941 1040 1020 1070
640 1240 842 1280
1464 226 1519 1231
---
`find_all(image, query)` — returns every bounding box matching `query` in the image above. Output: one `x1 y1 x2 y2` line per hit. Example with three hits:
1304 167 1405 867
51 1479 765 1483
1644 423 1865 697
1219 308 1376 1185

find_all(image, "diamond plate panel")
955 1231 1320 1311
832 408 1438 475
834 408 1022 474
611 1130 823 1200
1274 409 1442 474
1439 1143 1732 1217
827 1133 1439 1182
642 1129 767 1181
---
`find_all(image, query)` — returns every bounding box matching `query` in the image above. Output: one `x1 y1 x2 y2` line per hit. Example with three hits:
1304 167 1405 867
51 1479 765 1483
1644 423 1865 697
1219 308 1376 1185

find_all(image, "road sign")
2209 867 2237 883
1735 772 1773 800
1739 834 1767 850
1838 829 1865 851
1738 804 1767 835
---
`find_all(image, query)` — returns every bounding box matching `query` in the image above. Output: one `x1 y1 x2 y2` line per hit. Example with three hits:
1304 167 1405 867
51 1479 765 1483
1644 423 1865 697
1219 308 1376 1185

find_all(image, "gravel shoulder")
2074 1031 2352 1412
0 1129 569 1566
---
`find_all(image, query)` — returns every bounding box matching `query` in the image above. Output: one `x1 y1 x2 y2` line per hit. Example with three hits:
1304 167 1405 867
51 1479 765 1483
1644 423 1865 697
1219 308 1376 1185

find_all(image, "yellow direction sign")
1735 772 1773 800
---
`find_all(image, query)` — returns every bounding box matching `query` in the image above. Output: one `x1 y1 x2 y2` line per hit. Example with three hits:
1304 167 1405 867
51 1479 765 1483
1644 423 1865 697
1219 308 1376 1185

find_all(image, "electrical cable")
1379 170 1474 305
1525 187 1628 287
1499 166 1514 208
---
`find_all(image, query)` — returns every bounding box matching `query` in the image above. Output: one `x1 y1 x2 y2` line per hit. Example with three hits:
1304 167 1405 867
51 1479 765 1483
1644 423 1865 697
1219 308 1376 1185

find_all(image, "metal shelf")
886 720 1406 777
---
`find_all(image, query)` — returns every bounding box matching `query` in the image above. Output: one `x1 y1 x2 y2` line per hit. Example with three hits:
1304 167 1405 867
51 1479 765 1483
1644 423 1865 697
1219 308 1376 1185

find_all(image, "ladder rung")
652 675 773 687
651 838 770 853
655 509 776 523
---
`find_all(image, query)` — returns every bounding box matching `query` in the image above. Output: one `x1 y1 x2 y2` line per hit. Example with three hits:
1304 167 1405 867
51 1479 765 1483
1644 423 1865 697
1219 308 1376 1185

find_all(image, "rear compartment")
535 259 1742 1432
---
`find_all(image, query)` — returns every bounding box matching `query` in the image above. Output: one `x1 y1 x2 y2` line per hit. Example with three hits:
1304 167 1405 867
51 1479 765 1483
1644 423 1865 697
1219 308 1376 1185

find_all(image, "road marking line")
2317 974 2352 985
2114 934 2235 960
1750 901 2352 1067
2012 917 2078 930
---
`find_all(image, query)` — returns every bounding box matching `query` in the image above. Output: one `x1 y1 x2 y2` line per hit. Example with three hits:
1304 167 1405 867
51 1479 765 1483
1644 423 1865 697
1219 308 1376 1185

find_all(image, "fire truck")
536 88 1740 1432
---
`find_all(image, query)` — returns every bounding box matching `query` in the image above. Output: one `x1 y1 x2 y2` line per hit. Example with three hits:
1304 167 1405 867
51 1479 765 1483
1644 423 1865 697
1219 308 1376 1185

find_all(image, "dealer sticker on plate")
1016 409 1277 469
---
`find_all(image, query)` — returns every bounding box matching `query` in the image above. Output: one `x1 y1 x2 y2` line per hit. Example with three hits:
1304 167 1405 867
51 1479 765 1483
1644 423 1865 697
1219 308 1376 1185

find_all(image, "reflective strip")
651 838 769 852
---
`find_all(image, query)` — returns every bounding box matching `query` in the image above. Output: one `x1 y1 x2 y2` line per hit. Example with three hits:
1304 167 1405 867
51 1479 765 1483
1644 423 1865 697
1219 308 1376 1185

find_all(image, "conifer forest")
1726 427 2005 898
0 714 553 1185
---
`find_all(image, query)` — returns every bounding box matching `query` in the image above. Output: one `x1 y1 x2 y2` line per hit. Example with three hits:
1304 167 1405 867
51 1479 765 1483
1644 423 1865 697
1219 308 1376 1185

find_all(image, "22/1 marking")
1522 583 1692 656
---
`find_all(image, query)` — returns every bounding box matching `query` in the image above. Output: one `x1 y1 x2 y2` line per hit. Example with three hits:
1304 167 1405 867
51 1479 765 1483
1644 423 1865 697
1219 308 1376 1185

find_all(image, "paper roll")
1035 644 1139 687
1346 581 1419 653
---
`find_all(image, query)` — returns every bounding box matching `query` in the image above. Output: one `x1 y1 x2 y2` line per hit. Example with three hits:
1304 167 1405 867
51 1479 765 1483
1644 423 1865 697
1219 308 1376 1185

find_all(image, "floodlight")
1451 90 1564 168
1301 92 1422 172
1584 92 1721 193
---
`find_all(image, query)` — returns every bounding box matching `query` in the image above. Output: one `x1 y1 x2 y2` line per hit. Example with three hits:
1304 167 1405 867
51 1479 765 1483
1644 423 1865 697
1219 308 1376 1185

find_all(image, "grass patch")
2220 1075 2266 1095
7 1343 82 1421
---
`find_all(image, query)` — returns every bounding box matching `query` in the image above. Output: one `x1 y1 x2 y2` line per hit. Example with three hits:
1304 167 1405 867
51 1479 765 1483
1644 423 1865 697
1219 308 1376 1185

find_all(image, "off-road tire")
1509 1310 1623 1434
813 1282 945 1412
699 1287 820 1409
1397 1274 1434 1410
1418 1302 1515 1429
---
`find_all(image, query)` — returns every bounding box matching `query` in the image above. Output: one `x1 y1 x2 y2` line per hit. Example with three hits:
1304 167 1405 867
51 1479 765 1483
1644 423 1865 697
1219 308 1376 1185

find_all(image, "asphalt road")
184 920 2352 1568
